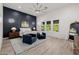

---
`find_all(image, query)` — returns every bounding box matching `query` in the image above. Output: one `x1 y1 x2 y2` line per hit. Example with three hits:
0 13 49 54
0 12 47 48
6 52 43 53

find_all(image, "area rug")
10 38 46 54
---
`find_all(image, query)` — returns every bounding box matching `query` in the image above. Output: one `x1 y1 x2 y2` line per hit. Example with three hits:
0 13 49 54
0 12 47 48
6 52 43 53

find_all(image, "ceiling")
3 3 70 17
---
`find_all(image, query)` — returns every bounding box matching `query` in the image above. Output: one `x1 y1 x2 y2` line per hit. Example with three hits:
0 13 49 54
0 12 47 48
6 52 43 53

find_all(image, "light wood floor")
0 37 74 55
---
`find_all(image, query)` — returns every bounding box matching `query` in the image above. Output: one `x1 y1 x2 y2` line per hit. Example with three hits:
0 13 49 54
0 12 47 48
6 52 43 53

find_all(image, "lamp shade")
11 27 16 31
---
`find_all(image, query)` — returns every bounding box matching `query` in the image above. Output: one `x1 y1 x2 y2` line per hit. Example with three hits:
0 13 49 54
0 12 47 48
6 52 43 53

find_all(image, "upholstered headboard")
20 28 31 36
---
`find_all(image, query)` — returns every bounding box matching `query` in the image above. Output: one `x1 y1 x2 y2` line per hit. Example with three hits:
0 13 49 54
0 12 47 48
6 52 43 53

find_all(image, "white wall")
0 3 3 51
37 4 79 40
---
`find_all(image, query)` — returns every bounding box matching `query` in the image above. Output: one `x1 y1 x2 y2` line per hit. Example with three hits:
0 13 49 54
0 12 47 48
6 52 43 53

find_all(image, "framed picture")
21 20 29 28
53 20 59 32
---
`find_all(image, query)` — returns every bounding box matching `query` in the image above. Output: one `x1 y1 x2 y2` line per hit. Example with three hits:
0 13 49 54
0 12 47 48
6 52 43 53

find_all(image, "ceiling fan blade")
29 3 48 13
39 4 42 9
40 6 48 11
32 4 37 9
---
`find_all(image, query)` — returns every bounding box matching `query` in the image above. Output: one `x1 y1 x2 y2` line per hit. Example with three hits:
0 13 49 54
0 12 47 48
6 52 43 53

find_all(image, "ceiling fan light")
35 10 40 13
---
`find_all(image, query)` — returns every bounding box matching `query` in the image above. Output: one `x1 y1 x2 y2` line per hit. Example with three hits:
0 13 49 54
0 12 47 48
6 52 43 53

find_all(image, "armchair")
37 32 46 39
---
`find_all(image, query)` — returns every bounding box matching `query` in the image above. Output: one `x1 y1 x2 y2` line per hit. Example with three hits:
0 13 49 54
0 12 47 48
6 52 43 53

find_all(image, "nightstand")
9 31 19 39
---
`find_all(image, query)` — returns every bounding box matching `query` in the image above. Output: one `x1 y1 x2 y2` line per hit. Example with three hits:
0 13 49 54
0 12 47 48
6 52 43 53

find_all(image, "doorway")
69 22 79 40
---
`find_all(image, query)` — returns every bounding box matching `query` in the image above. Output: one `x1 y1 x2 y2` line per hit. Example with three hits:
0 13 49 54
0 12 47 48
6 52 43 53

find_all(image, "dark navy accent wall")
3 7 37 37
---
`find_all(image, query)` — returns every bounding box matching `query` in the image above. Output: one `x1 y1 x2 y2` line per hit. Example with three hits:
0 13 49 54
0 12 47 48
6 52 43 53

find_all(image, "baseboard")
47 36 68 40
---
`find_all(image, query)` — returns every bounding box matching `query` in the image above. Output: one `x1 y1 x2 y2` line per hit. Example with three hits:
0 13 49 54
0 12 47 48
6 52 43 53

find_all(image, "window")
41 22 45 31
53 20 59 32
46 21 51 31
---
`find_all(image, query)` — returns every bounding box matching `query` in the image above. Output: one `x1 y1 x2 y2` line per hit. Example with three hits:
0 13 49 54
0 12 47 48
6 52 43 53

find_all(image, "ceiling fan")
31 3 48 13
